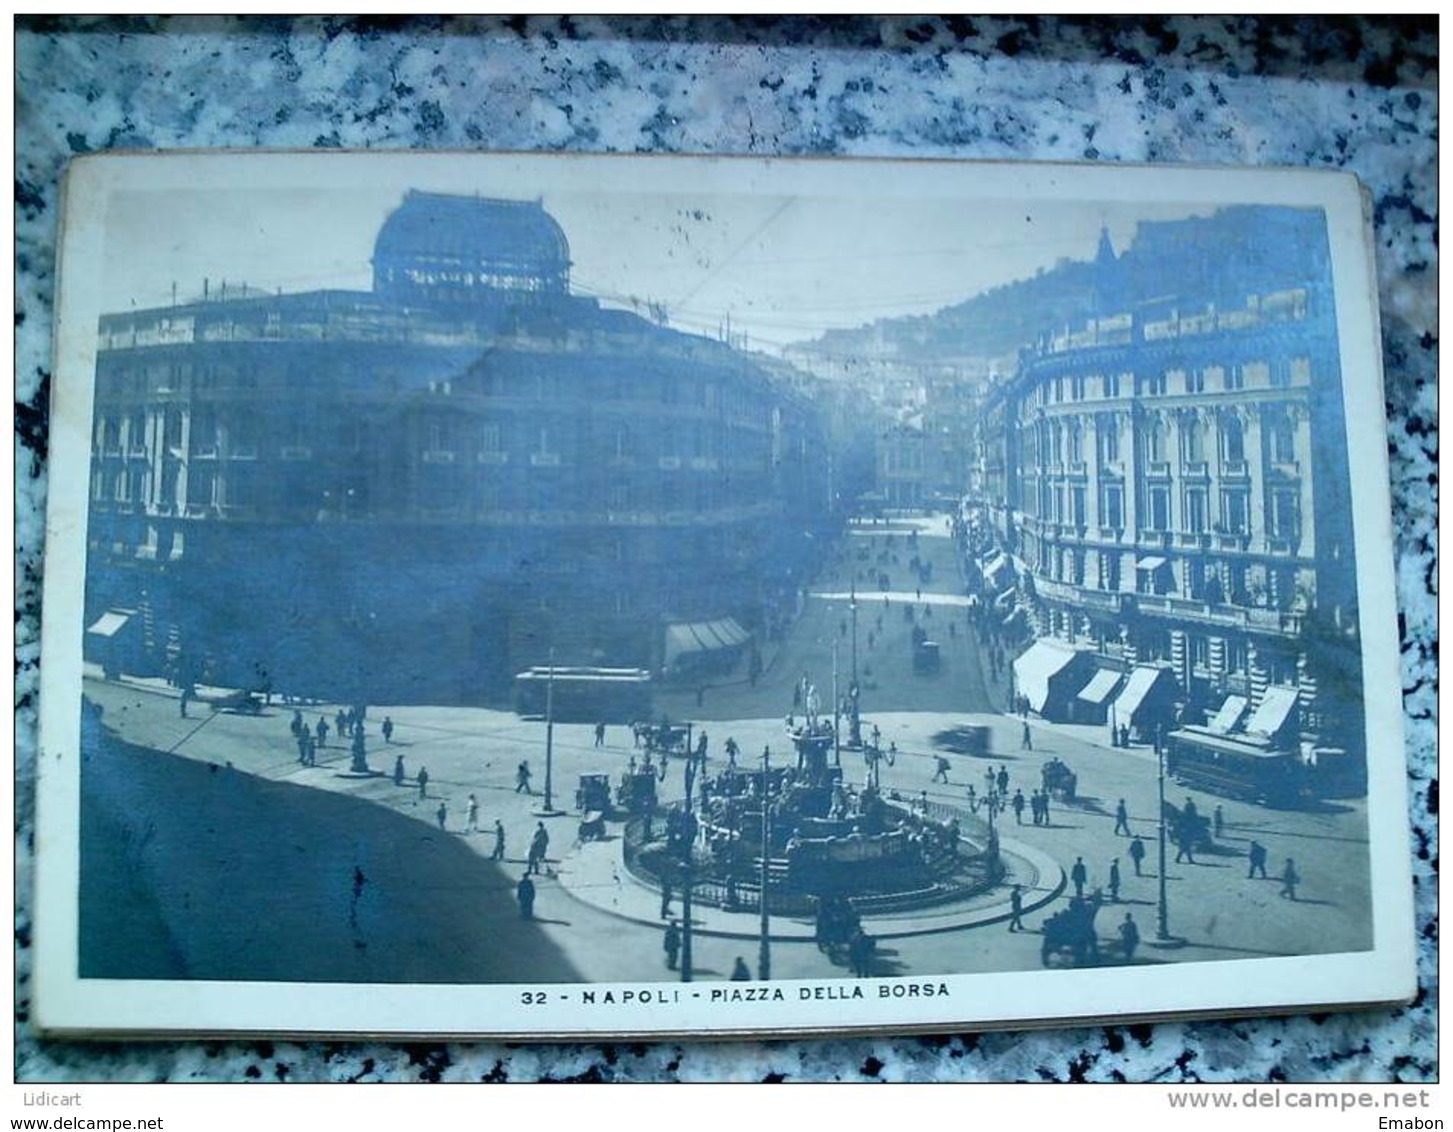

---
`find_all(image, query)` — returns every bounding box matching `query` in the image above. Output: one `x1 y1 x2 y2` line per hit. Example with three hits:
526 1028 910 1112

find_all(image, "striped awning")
664 618 750 665
1076 668 1124 705
1245 685 1299 739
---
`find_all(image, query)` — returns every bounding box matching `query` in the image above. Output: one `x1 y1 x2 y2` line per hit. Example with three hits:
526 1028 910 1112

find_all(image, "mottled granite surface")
15 16 1436 1082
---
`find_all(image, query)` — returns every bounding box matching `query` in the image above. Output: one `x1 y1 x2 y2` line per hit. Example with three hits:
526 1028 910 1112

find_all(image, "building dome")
372 191 571 305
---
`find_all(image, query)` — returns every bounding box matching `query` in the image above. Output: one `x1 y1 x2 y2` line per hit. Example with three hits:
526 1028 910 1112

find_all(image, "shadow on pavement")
80 720 586 985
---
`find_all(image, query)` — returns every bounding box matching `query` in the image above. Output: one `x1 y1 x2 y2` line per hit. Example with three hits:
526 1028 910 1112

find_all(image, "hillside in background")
797 206 1330 367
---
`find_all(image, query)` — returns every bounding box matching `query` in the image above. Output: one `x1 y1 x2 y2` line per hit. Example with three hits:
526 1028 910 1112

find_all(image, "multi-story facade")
978 211 1361 758
84 191 830 702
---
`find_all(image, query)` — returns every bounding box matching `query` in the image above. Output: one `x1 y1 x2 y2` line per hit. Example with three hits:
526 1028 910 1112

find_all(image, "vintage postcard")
34 151 1414 1039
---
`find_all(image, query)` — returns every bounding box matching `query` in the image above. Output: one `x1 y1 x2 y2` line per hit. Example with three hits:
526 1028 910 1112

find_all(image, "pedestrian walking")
516 873 536 919
528 822 550 876
660 878 673 919
1128 836 1147 876
1071 856 1088 899
966 784 978 813
382 716 394 744
1247 840 1269 879
316 716 329 748
179 686 193 718
725 736 739 766
516 760 533 794
416 766 429 799
392 753 405 787
1008 884 1025 932
1113 798 1131 836
664 920 681 970
466 793 479 833
1021 721 1033 750
291 709 303 738
1012 788 1025 824
849 929 874 978
1040 789 1052 825
1108 858 1122 902
595 721 606 747
1174 826 1195 864
491 819 506 861
1118 913 1140 961
1279 857 1300 900
933 756 951 784
730 957 752 981
435 801 447 830
336 708 349 739
1213 804 1225 839
996 766 1009 796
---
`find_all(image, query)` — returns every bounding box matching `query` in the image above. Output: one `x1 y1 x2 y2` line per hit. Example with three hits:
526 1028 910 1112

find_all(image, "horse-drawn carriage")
615 769 659 815
814 895 874 973
1040 892 1104 966
1163 799 1212 853
633 719 692 759
1041 757 1078 801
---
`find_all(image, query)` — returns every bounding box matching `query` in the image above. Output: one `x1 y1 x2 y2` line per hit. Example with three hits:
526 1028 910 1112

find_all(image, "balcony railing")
1220 460 1249 479
1134 593 1303 635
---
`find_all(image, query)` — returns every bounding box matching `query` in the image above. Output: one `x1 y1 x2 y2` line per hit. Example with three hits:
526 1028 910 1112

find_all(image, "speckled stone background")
15 15 1436 1083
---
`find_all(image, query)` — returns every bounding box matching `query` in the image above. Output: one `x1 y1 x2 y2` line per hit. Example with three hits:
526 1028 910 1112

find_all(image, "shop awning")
1076 668 1124 705
1136 556 1167 571
982 552 1014 590
1013 640 1081 714
707 618 751 648
1110 665 1176 725
1245 685 1300 739
1209 694 1250 734
664 618 750 666
87 609 135 638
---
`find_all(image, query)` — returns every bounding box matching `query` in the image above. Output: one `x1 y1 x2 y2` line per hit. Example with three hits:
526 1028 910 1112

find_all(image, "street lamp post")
831 641 841 767
535 649 564 818
849 585 862 747
680 725 697 983
1156 744 1171 941
757 744 772 981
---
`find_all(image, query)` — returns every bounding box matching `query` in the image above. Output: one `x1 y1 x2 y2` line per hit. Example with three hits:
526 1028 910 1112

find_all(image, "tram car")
1165 726 1311 807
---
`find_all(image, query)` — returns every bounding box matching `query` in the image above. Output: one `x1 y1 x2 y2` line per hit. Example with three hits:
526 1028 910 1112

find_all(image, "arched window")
1144 417 1166 463
1220 414 1245 464
1182 414 1205 464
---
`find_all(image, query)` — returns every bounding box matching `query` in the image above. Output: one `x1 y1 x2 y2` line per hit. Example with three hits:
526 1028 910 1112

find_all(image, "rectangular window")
1226 366 1245 391
1185 488 1208 533
1070 486 1086 527
1222 490 1249 534
1148 486 1170 531
1102 485 1123 529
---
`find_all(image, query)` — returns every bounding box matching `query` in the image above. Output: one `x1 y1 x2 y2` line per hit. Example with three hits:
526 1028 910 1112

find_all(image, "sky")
97 160 1217 354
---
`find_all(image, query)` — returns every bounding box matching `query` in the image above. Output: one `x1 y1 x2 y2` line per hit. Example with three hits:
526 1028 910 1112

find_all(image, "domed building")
84 192 830 703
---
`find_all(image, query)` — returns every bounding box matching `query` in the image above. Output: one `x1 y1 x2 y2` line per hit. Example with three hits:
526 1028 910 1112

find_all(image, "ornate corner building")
977 209 1363 765
84 191 830 703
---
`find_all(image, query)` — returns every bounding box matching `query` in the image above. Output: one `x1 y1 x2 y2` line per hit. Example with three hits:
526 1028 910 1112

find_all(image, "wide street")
80 516 1373 985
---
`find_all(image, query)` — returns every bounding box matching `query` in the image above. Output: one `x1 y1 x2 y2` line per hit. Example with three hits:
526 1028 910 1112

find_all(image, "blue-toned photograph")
43 153 1408 1037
